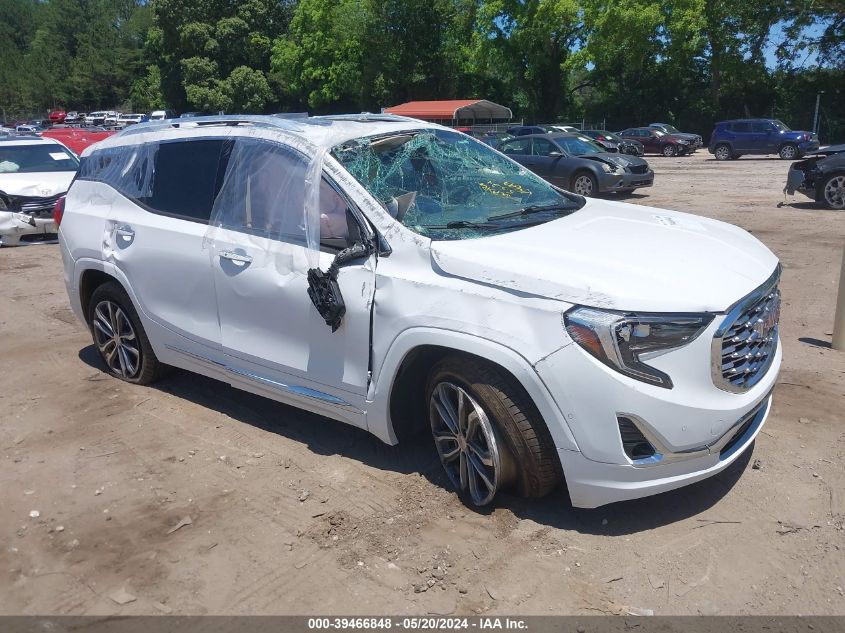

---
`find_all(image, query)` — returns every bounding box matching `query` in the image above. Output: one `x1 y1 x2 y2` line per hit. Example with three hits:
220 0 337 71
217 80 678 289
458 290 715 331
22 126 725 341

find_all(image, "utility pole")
812 91 824 135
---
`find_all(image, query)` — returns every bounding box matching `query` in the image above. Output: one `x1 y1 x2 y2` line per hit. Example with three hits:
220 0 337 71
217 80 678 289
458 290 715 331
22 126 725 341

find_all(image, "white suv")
58 115 781 508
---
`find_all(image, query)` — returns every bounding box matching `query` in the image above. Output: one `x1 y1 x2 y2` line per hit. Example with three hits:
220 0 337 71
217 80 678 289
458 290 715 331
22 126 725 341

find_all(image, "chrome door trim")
165 345 361 414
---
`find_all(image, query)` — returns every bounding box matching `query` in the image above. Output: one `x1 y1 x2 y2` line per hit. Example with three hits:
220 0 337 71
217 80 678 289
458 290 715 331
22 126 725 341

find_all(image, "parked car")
708 119 819 161
0 136 79 245
581 130 644 156
85 111 112 126
649 123 702 148
507 125 556 136
551 125 579 133
478 131 514 149
42 126 117 155
64 111 83 124
150 109 177 121
58 114 780 509
499 133 653 196
618 127 693 156
117 113 150 127
49 109 67 124
784 151 845 210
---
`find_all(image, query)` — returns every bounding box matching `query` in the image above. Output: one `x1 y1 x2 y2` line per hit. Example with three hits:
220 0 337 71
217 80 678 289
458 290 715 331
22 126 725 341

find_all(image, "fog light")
617 416 656 460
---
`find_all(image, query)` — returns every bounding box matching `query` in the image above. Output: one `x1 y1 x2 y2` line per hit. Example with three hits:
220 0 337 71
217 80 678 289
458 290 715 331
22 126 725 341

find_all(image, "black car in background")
581 130 644 156
498 133 654 196
785 150 845 209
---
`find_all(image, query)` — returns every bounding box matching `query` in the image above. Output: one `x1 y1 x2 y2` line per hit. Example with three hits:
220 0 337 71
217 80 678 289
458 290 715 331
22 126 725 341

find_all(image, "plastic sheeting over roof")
382 100 513 121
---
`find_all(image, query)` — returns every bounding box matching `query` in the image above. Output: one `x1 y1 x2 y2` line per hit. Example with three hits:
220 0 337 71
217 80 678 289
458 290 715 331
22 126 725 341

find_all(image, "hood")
430 199 778 313
663 134 690 144
0 171 75 198
583 152 647 170
818 143 845 155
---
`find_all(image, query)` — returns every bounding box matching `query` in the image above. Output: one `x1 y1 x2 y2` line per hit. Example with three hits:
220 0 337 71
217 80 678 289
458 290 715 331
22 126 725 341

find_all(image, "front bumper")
0 211 57 243
535 313 781 508
798 140 820 154
558 394 770 508
785 165 816 200
598 170 655 192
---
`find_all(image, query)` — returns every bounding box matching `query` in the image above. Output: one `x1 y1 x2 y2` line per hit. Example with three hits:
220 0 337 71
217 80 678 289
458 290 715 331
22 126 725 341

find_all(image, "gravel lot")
1 151 843 616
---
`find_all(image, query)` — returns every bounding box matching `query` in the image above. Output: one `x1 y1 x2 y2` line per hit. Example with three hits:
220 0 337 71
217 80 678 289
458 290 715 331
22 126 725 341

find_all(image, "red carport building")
382 100 512 126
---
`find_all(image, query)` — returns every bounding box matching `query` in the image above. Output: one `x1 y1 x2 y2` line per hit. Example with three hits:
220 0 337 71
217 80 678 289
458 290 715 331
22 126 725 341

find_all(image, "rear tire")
426 356 560 507
714 144 732 161
779 143 798 160
87 281 163 385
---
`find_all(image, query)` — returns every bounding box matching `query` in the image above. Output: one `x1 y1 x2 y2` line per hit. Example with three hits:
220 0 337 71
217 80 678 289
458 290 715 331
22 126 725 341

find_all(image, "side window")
730 122 751 133
751 122 771 134
144 140 230 222
79 139 231 223
501 139 531 155
531 138 556 156
212 138 350 247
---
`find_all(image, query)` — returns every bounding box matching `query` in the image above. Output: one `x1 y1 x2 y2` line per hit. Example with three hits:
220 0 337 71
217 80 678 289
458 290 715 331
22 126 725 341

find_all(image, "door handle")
219 250 253 266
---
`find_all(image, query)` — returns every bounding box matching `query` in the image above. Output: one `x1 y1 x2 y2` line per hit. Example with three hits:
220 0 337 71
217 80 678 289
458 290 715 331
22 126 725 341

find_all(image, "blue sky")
764 21 827 68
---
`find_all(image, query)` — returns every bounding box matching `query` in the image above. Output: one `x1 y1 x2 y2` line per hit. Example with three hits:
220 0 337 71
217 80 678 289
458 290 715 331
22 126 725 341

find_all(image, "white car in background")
0 136 79 246
57 115 781 508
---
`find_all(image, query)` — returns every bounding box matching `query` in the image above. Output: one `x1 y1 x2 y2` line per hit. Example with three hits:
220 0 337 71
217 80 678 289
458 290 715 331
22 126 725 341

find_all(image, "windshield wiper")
419 220 503 231
487 203 574 221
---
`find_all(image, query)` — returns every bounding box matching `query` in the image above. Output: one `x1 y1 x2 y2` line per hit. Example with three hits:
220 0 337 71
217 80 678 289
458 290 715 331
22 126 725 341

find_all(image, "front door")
208 138 375 426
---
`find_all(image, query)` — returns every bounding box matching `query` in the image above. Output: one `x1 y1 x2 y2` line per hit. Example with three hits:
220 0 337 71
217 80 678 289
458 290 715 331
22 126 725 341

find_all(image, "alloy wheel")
780 144 797 160
715 145 730 160
429 382 502 506
824 175 845 209
93 300 141 379
573 174 595 196
663 145 676 157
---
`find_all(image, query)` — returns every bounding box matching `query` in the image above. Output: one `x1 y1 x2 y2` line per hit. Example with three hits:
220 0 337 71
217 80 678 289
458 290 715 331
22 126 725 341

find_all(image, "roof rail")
313 113 420 123
116 114 309 138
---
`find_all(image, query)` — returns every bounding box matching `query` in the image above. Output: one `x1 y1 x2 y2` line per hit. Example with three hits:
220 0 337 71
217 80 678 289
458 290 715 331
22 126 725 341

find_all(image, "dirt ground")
1 151 843 616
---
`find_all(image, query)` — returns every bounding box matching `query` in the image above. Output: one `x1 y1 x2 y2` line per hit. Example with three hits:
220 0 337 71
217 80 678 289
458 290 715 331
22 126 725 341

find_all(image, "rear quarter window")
78 139 232 223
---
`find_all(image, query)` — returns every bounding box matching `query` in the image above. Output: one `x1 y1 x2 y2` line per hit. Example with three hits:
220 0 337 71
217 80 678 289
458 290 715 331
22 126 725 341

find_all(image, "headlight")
600 162 624 174
564 307 713 389
678 139 689 144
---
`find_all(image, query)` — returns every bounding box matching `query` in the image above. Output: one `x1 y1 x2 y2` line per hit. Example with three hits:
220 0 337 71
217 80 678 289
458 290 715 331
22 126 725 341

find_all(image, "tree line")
2 0 843 139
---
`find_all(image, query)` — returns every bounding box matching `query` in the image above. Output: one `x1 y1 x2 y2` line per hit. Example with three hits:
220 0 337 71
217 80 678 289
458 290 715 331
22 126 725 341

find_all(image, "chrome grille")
14 194 63 219
712 267 781 393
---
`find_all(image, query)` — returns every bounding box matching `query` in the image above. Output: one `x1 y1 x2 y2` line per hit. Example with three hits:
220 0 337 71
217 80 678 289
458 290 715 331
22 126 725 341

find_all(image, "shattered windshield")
332 129 583 240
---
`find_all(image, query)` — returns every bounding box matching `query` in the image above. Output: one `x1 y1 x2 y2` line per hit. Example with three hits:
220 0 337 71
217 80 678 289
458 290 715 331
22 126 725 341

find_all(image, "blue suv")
708 119 819 161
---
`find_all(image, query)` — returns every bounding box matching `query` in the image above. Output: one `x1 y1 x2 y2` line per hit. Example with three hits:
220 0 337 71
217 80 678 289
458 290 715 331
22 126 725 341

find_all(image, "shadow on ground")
79 344 750 536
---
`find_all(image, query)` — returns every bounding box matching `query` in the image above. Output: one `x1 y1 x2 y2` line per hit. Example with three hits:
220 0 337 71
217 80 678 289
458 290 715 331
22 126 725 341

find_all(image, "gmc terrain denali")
58 115 781 508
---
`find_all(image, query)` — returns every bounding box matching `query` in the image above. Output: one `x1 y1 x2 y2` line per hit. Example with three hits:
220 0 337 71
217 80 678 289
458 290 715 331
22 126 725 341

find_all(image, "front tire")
571 172 597 197
426 356 560 507
662 144 677 157
88 282 163 384
779 143 798 160
821 174 845 210
714 144 731 161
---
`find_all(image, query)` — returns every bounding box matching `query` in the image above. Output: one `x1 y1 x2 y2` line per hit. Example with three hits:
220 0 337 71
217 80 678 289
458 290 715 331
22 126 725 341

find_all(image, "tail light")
53 196 66 226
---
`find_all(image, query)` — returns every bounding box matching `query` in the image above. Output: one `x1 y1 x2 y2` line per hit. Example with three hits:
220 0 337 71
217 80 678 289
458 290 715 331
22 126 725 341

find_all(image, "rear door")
103 138 230 365
729 122 754 151
208 137 375 426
